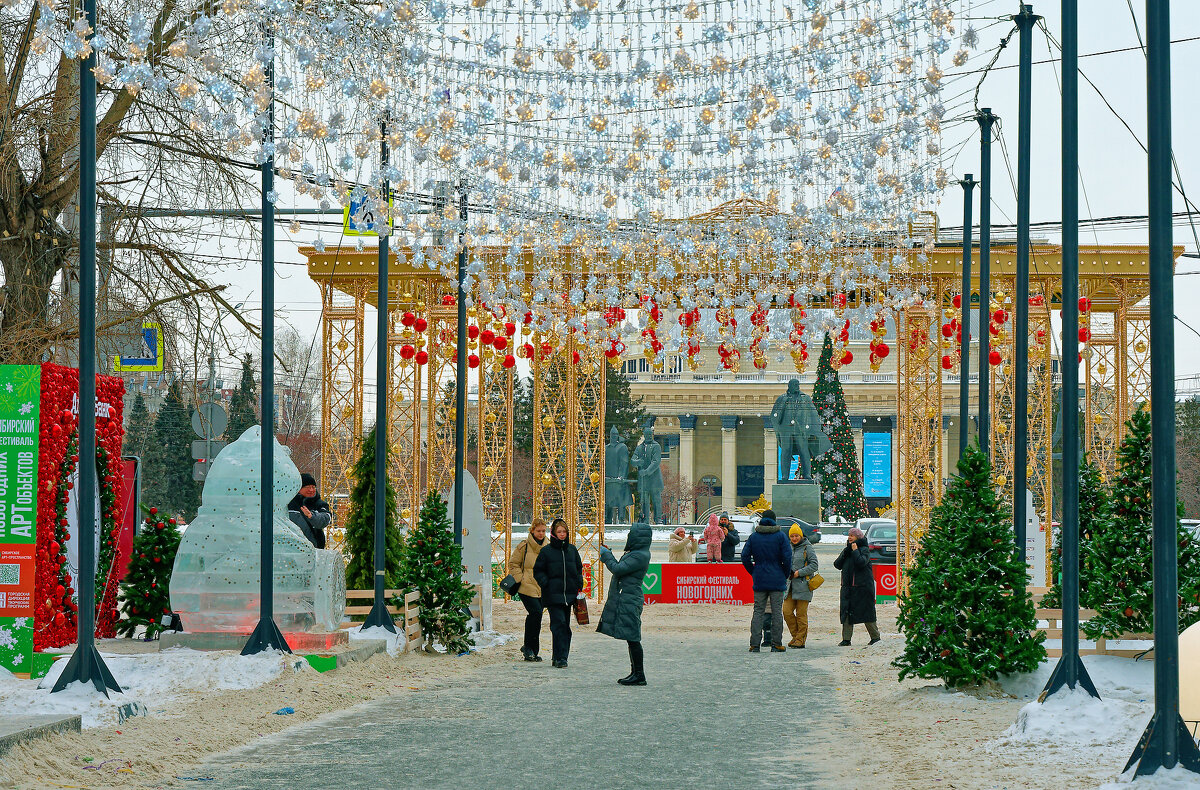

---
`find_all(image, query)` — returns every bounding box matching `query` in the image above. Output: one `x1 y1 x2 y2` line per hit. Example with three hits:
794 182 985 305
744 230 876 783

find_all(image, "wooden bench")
1029 587 1154 659
344 589 423 652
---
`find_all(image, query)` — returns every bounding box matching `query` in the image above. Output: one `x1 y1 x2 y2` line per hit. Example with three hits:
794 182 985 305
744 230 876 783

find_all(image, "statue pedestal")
772 480 821 524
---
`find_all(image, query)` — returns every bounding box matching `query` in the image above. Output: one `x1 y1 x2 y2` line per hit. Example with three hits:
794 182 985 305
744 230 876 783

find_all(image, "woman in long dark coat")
833 526 881 646
533 519 585 668
597 523 652 685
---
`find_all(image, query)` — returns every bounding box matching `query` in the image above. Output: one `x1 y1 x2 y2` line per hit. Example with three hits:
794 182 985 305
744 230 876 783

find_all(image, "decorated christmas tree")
400 491 475 654
894 444 1045 688
116 507 183 638
1041 456 1110 609
343 425 405 590
1083 407 1200 638
812 334 868 520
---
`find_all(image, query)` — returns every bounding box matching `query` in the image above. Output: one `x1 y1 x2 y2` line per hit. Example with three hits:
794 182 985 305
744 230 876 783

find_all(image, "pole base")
1039 652 1100 701
241 617 292 655
360 598 397 633
1124 711 1200 777
50 644 122 697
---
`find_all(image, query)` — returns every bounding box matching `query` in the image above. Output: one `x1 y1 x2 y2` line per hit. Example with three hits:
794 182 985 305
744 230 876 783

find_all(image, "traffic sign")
191 401 227 439
191 440 226 460
342 192 393 236
193 460 210 482
113 321 164 372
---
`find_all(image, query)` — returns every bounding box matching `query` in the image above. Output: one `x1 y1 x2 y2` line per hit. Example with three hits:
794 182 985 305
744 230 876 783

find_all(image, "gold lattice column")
387 277 427 528
573 335 606 601
1083 284 1122 482
988 276 1017 502
424 304 459 496
320 281 365 522
532 333 572 525
1027 283 1055 585
897 305 942 591
478 315 514 575
1125 306 1151 412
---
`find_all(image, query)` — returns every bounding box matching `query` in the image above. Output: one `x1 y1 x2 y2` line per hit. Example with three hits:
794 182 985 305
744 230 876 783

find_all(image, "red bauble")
941 355 953 370
415 350 429 365
480 328 495 345
468 353 480 369
1078 296 1091 312
875 343 890 359
400 344 415 360
504 322 517 337
502 354 516 369
989 350 1002 365
992 308 1007 324
467 325 480 340
149 507 158 515
413 317 428 333
571 350 581 364
952 294 962 308
1078 327 1090 343
401 311 416 327
840 350 853 365
442 294 456 306
941 323 953 338
492 336 507 351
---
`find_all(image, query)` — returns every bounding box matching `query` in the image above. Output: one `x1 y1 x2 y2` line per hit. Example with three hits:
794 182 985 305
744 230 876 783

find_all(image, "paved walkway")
189 621 855 789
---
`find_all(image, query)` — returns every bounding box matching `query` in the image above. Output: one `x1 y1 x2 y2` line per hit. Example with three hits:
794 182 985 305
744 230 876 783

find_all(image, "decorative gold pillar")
897 305 942 591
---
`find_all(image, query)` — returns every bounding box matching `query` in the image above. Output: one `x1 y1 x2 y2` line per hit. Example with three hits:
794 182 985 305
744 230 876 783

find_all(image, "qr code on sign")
0 563 19 585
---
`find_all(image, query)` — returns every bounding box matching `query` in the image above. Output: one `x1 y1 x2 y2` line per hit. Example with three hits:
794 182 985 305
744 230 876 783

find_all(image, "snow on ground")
471 630 515 651
347 624 406 656
1097 766 1200 788
0 649 302 728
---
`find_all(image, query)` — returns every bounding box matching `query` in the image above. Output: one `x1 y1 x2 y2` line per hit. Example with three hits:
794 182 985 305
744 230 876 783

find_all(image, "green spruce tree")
225 353 258 442
604 362 648 452
124 391 153 461
812 334 868 520
343 426 405 590
400 491 475 653
1041 456 1110 609
894 444 1046 687
142 381 200 521
116 507 183 638
1083 407 1200 638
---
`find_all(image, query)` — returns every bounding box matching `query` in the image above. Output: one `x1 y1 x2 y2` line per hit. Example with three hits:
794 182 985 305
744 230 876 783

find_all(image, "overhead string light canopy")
47 0 972 364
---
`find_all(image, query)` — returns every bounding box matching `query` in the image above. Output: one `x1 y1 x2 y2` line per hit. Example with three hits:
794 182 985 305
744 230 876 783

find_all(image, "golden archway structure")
303 201 1168 597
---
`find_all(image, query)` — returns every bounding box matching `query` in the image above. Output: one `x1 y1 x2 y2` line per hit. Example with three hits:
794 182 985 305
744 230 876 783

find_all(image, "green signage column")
0 365 42 676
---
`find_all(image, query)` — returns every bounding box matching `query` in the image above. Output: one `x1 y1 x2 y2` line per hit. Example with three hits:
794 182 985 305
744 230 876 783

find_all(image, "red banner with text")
642 562 755 605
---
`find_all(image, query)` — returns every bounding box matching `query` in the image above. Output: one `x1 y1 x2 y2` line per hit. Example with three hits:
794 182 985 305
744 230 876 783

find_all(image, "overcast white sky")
199 1 1200 391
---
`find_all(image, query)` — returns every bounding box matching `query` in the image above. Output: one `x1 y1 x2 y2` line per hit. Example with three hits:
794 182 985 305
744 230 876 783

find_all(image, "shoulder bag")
805 546 825 591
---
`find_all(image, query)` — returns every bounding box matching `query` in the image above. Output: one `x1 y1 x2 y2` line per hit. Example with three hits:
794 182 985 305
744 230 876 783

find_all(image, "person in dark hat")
288 473 332 549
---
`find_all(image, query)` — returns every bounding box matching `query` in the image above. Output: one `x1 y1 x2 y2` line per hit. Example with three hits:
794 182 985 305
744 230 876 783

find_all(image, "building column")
721 415 738 513
679 415 697 523
762 416 777 505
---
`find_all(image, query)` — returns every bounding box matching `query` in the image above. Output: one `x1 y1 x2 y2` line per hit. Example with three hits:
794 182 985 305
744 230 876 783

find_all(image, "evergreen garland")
812 334 868 520
116 506 183 638
343 426 405 590
1041 456 1109 609
400 492 475 654
894 444 1045 688
1083 408 1200 638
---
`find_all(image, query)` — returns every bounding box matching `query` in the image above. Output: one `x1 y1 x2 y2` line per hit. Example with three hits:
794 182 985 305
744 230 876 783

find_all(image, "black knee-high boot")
618 640 646 686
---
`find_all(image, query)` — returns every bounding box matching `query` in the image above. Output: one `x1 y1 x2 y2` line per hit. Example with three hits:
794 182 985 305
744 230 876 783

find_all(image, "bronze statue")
771 379 831 481
604 427 633 524
630 426 664 524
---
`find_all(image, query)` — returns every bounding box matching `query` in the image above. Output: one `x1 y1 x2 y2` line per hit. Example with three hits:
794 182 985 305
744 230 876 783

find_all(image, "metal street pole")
958 174 977 462
53 0 121 696
453 181 468 556
976 109 997 458
1124 0 1200 776
363 121 396 631
1041 0 1098 702
243 29 290 656
1013 4 1038 557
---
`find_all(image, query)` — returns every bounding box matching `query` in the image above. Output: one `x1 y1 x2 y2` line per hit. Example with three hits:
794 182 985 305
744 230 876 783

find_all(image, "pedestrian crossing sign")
113 321 164 372
343 192 393 236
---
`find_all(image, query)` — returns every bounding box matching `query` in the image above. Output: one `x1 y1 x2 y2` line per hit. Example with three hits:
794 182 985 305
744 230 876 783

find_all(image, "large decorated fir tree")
812 334 868 520
1083 407 1200 638
116 507 183 638
400 491 475 654
343 426 405 590
895 444 1045 687
1041 456 1110 609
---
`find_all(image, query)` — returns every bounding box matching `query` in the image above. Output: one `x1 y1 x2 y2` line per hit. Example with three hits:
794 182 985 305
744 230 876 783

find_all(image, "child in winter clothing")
702 514 725 562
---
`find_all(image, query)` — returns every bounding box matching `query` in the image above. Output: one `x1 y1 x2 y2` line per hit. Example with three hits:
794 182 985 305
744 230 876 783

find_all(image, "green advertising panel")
0 365 41 676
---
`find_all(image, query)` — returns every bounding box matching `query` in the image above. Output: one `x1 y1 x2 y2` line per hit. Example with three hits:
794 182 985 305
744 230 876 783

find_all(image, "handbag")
573 594 590 625
499 574 520 596
808 573 825 591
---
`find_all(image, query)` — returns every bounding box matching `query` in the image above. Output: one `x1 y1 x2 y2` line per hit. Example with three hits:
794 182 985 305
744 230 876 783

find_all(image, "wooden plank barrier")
1028 587 1154 659
343 589 423 652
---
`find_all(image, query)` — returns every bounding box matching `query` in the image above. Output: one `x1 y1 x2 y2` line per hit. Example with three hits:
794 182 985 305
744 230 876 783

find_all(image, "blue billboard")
862 432 892 499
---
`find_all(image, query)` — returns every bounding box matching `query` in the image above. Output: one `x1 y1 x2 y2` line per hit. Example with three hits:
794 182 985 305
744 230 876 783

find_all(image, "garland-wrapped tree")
812 334 868 520
894 444 1045 687
116 507 183 638
343 426 405 590
1041 456 1110 609
400 492 475 654
1083 407 1200 638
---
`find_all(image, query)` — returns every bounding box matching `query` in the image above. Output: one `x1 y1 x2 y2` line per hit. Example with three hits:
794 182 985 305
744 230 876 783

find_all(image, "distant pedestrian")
702 514 724 562
834 527 881 646
287 473 331 549
668 527 698 562
783 524 819 648
740 509 792 652
719 512 740 563
598 523 652 686
507 517 549 662
533 518 585 668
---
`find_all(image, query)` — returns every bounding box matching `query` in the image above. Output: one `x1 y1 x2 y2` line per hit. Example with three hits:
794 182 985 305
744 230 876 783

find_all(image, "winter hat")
719 511 730 520
789 525 804 538
300 473 317 488
708 513 720 529
674 526 686 536
761 509 776 521
848 526 865 540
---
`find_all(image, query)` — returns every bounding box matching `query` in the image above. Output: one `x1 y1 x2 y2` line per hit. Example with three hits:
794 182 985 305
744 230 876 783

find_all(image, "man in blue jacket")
741 509 793 652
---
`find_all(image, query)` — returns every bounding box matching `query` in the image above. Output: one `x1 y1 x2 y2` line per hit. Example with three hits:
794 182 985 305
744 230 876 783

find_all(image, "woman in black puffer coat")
533 518 584 668
598 523 652 686
833 527 880 646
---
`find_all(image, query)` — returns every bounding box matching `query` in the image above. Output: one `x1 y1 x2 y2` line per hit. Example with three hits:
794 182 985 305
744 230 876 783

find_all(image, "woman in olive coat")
597 523 652 686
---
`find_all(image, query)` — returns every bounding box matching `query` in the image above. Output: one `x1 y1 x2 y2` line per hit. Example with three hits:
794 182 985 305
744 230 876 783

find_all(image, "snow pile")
999 655 1155 702
0 648 301 728
1096 766 1200 788
471 630 515 651
1002 687 1149 754
348 624 406 657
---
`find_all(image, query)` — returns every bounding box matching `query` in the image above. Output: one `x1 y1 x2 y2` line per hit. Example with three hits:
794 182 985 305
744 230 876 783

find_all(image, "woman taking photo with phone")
597 522 652 686
533 518 584 668
507 517 549 662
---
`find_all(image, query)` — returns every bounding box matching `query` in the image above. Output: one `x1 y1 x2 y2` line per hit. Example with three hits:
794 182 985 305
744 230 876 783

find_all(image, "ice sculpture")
170 426 346 632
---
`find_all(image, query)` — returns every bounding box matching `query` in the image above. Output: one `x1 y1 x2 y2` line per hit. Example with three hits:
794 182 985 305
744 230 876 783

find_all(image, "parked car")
856 517 897 565
775 516 821 543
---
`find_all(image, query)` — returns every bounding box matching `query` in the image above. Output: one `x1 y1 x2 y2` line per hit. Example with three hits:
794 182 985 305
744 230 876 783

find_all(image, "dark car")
775 516 821 544
858 518 897 565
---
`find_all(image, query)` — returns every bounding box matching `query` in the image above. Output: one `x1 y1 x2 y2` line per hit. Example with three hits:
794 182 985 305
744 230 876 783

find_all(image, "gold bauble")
589 472 601 483
590 417 600 428
578 526 590 537
1135 340 1147 354
401 508 411 520
542 415 554 427
542 473 553 484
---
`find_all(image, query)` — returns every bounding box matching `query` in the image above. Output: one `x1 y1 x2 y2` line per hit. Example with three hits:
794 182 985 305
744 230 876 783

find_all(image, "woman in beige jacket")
667 527 698 562
508 518 548 661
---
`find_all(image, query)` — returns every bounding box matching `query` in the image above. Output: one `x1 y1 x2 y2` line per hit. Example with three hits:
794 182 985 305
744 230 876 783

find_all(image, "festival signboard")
642 562 755 605
0 365 41 676
873 563 898 601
